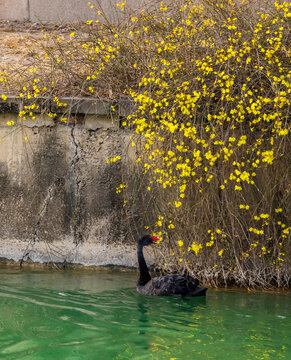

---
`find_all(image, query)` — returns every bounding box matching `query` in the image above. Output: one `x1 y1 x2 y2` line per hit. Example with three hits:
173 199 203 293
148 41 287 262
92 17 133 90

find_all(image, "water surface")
0 268 290 359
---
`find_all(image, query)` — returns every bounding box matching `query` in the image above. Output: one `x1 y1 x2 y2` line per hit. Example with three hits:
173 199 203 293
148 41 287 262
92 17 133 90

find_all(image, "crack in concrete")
20 181 59 266
70 125 83 246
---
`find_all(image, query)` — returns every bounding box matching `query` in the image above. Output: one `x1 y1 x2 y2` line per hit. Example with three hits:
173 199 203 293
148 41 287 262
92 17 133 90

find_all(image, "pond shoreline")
1 260 290 293
0 256 136 271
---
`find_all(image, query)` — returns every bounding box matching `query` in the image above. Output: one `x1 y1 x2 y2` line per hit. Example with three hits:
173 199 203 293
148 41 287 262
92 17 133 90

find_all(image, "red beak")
151 236 159 243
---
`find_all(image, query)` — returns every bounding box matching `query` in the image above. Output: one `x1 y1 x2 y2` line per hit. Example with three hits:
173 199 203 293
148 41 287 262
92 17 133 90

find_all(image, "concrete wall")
0 0 29 21
0 96 149 267
0 0 269 23
0 0 150 23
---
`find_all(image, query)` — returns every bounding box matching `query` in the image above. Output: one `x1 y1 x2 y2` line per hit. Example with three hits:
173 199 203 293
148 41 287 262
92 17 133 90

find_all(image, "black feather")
136 236 207 297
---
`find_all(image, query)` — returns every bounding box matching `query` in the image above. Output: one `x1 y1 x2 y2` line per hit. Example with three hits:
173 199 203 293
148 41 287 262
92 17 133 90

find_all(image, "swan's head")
139 235 159 247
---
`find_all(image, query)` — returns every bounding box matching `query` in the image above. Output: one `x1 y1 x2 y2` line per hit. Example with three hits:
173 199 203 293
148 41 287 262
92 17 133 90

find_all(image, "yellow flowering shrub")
117 0 290 288
1 0 290 287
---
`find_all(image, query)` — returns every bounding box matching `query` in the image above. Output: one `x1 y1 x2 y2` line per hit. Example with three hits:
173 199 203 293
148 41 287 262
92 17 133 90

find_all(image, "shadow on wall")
0 120 129 248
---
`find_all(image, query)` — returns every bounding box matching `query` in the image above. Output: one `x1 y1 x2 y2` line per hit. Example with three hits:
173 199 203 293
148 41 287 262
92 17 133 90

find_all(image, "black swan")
136 235 207 296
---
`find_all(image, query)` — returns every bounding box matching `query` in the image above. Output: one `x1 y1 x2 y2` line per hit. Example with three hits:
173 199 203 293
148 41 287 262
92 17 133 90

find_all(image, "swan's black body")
136 235 207 297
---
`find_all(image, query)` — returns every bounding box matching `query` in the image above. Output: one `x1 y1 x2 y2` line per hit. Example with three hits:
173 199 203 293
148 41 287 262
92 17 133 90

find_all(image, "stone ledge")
0 238 157 268
0 94 135 116
0 112 55 127
0 94 135 129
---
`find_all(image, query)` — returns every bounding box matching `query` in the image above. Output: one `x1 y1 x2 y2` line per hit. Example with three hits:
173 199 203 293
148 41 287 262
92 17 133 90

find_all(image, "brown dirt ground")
0 20 76 84
0 20 112 97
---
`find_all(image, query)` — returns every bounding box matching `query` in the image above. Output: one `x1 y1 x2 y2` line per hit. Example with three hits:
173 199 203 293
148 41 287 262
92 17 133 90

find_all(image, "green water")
0 269 290 360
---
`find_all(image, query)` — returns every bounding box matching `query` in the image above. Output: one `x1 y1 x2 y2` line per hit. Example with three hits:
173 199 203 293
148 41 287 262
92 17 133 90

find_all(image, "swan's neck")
137 243 151 286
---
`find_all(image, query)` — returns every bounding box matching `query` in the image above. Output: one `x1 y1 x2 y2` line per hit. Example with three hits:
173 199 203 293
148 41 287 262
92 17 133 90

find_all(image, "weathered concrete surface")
0 0 268 23
0 98 149 268
0 0 151 23
0 238 138 267
0 0 29 21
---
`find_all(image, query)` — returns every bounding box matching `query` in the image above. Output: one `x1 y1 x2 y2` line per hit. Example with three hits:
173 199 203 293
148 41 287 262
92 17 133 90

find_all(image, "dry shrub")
1 0 290 287
112 0 291 288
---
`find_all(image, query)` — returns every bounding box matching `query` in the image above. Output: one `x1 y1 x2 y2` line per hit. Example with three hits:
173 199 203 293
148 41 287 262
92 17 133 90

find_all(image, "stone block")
84 114 119 130
53 97 112 116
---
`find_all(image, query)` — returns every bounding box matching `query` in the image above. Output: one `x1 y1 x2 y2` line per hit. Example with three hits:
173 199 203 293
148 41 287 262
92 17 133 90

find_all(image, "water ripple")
0 270 290 360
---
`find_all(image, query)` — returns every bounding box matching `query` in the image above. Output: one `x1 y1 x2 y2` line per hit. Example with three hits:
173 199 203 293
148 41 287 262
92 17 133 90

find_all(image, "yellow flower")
191 242 203 255
106 155 121 163
178 240 183 247
261 150 274 164
239 204 250 210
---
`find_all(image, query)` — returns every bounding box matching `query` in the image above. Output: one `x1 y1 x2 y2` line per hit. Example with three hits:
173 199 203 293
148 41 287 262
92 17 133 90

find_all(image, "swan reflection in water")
135 291 207 356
